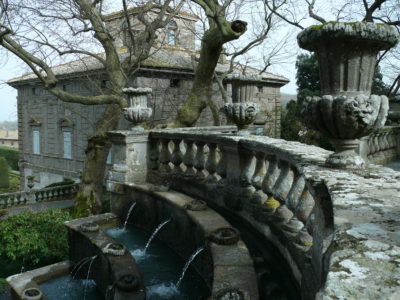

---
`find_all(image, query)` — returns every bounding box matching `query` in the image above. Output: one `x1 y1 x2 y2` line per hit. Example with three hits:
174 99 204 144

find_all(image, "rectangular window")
33 130 40 154
63 132 72 159
106 150 112 164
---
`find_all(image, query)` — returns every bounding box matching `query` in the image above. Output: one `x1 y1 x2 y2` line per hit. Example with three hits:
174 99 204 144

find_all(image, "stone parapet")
143 129 400 300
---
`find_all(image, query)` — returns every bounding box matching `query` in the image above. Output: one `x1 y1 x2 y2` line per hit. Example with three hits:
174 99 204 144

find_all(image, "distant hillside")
280 93 297 107
0 121 17 130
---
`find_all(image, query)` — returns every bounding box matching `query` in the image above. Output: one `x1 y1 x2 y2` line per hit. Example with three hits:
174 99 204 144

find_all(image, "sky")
0 57 20 122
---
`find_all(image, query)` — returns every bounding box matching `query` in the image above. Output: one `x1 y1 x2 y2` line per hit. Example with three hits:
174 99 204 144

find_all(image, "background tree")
0 157 9 188
0 0 185 215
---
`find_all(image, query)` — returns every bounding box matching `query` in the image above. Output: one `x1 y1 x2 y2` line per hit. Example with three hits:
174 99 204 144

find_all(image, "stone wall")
104 9 197 51
106 128 400 299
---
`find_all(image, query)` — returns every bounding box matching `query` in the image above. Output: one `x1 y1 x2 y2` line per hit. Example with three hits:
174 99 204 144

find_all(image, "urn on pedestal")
297 22 398 168
122 87 153 131
222 75 261 135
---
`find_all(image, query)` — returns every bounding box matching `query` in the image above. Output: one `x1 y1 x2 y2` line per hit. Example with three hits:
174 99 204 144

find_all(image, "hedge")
0 146 18 171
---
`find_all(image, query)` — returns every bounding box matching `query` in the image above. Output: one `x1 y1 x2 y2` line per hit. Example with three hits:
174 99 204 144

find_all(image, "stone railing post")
106 130 150 192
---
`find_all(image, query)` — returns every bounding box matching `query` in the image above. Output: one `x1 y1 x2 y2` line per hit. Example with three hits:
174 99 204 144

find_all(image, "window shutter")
63 132 72 159
33 130 40 154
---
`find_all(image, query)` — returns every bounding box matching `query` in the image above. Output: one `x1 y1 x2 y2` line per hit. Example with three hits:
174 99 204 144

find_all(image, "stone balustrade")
146 130 333 299
0 184 79 209
359 126 400 164
107 127 400 299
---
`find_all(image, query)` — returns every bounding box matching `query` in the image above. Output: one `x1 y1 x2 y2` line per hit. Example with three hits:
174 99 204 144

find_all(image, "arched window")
167 21 177 46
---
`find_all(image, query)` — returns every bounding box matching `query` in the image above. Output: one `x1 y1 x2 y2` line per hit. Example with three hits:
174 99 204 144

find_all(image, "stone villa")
0 129 18 149
7 7 288 189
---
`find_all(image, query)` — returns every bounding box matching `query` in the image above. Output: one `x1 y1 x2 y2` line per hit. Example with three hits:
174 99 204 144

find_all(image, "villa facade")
7 7 288 189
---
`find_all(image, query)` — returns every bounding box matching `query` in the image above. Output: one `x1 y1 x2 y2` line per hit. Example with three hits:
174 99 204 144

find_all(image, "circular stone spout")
185 199 207 211
115 274 139 292
22 288 43 300
80 222 99 232
214 288 245 300
209 227 240 245
102 243 126 256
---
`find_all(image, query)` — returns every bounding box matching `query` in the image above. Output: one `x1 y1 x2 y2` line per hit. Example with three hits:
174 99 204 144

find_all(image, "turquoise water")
40 276 102 300
105 225 210 300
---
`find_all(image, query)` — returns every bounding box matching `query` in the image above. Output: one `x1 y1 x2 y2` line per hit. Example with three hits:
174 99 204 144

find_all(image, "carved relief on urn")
222 102 260 135
222 75 261 135
122 87 153 131
297 22 398 168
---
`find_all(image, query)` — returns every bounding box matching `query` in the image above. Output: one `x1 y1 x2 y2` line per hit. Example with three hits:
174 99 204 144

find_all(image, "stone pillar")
106 130 150 192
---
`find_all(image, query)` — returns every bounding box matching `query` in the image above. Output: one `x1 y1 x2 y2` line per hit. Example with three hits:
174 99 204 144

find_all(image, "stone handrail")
360 126 400 164
146 130 334 299
142 129 400 300
0 184 79 209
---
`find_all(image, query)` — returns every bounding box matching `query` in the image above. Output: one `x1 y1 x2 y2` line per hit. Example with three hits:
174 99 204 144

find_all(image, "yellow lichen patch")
304 241 313 247
263 196 280 210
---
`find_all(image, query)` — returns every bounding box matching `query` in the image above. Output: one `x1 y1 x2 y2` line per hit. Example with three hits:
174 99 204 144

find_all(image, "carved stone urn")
122 87 153 131
223 74 261 135
297 22 398 168
222 102 260 135
225 74 262 103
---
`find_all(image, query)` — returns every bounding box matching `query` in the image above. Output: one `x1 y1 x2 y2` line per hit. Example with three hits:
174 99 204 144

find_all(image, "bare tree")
0 0 185 215
171 0 248 127
265 0 400 96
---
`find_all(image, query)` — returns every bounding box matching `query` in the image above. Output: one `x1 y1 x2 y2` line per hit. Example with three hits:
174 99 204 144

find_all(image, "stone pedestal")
106 131 150 192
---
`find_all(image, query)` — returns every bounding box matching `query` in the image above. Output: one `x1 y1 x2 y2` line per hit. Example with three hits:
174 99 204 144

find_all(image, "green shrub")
0 278 8 294
0 146 19 171
0 157 9 188
0 210 71 265
44 179 75 188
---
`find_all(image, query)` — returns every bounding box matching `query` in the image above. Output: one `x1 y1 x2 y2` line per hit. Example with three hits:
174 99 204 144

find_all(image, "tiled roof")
8 47 289 85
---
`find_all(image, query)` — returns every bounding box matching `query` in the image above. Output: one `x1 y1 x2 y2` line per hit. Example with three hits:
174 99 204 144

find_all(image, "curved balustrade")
147 130 334 299
363 126 400 164
0 184 79 209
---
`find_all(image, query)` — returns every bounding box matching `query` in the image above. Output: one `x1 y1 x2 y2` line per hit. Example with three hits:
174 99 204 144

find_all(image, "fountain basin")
64 213 146 299
110 183 259 299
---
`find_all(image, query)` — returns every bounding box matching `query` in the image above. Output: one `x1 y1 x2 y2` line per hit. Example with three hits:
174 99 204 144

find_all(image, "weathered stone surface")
125 129 400 299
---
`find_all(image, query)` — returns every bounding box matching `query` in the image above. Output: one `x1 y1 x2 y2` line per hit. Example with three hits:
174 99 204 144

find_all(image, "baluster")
149 139 160 170
183 140 196 177
171 138 183 175
194 141 206 179
205 143 218 182
262 155 280 195
286 174 306 212
237 148 255 212
216 144 227 183
294 227 313 252
159 138 172 174
282 216 304 238
250 153 268 221
59 188 64 200
383 132 390 150
296 187 315 224
273 204 294 223
273 161 294 201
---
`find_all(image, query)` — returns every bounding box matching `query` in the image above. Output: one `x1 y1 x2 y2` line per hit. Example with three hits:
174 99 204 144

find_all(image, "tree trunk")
173 20 247 127
73 103 122 217
173 28 223 127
